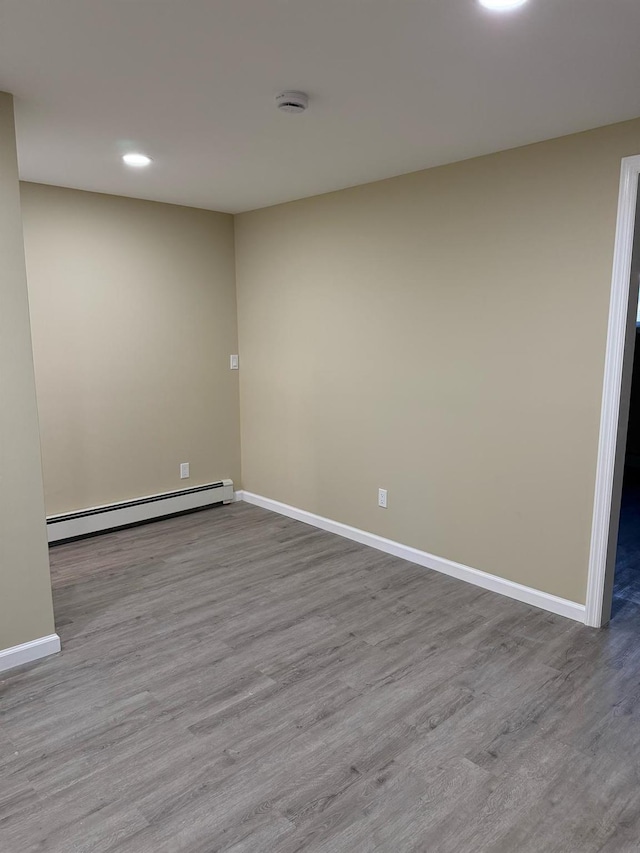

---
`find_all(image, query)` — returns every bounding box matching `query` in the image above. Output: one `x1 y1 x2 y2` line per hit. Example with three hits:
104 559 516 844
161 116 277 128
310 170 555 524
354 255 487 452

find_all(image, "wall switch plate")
378 488 388 508
230 354 239 370
180 462 190 479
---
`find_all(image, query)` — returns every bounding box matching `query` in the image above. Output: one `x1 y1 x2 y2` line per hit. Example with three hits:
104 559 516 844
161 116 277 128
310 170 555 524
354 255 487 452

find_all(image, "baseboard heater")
47 479 234 544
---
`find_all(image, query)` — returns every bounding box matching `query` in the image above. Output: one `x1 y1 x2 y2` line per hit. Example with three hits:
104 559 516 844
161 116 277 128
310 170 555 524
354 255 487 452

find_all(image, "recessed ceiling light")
122 152 152 167
478 0 528 10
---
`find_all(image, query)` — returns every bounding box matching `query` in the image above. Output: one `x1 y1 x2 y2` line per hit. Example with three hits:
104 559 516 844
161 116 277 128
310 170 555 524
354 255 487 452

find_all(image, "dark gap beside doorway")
614 322 640 617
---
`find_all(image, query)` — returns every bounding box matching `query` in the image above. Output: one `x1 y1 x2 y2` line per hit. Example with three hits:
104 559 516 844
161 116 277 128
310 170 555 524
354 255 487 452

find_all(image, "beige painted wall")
0 93 56 649
21 184 240 515
236 117 640 605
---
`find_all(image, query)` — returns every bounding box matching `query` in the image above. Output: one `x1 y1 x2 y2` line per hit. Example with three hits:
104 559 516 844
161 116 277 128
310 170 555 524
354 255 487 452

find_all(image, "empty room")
2 1 640 850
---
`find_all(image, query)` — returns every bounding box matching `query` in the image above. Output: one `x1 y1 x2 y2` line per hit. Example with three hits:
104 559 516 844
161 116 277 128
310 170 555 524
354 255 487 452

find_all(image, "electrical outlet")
378 488 388 509
180 462 190 479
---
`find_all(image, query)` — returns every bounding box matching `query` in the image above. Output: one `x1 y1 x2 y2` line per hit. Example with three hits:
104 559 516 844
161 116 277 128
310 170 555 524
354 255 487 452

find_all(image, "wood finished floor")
2 503 640 852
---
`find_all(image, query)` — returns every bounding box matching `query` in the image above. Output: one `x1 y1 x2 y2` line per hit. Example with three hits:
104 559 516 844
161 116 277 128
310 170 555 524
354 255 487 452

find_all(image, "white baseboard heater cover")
47 479 234 543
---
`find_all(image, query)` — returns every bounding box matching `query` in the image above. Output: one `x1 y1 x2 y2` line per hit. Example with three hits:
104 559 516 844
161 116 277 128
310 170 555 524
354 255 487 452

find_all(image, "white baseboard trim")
47 480 234 543
0 633 61 674
237 491 586 624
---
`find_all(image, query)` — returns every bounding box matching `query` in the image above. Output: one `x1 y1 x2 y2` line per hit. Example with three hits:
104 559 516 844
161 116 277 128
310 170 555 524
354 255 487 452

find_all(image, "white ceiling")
1 0 639 213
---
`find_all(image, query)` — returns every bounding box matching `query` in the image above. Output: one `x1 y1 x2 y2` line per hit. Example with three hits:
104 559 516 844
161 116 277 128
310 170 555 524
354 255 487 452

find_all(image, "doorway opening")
612 285 640 619
587 156 640 627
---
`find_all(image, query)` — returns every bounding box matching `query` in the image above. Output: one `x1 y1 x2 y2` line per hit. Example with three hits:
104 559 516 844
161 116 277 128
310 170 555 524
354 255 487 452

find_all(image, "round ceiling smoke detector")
276 91 309 114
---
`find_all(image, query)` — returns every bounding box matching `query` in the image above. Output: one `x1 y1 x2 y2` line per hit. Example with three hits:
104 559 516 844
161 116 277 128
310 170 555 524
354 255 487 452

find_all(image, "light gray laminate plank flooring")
1 502 640 852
